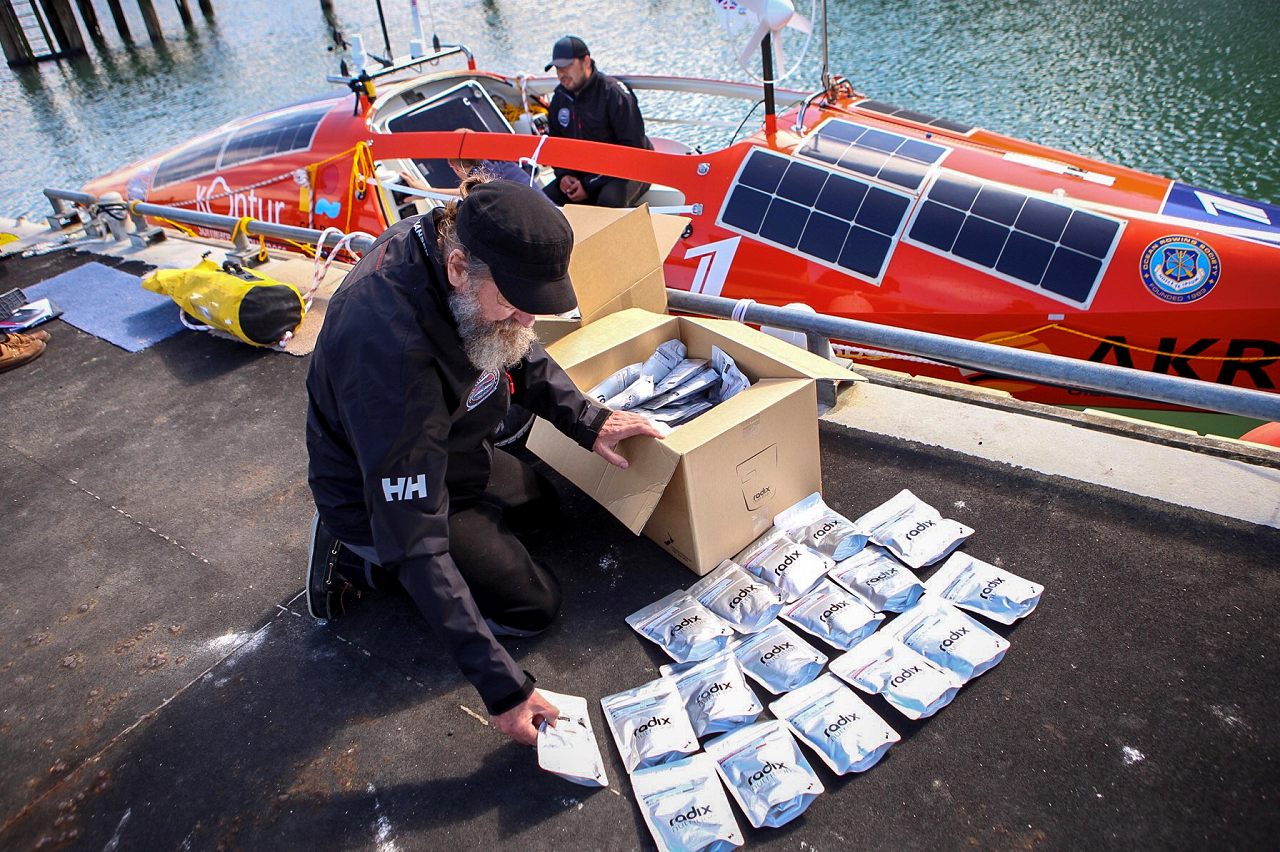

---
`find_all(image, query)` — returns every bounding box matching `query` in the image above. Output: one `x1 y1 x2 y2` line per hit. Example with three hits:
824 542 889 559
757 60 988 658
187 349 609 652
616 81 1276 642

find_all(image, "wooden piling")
37 0 84 55
103 0 130 41
174 0 192 27
197 0 212 17
72 0 100 41
0 0 35 67
136 0 162 44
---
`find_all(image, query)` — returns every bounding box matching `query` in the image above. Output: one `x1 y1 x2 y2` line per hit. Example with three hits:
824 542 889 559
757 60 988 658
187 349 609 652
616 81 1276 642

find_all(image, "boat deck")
1 245 1277 851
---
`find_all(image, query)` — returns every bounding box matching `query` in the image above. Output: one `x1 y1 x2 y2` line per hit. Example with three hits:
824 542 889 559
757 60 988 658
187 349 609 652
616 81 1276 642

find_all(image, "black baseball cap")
455 181 577 315
545 35 589 71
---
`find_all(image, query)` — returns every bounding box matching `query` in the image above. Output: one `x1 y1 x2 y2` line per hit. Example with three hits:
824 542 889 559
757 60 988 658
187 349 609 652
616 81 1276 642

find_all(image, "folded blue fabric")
27 261 183 352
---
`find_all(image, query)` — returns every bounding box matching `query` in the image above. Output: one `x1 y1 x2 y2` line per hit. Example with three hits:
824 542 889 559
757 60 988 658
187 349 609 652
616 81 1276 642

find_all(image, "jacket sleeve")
338 342 532 714
511 341 610 449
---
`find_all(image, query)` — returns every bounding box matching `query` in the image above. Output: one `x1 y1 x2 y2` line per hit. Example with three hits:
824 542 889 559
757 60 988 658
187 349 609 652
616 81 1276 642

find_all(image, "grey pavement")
1 250 1277 851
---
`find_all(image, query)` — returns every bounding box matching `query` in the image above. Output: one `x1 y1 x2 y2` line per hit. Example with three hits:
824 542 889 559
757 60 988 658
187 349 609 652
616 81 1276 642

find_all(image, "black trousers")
342 450 563 634
543 174 651 208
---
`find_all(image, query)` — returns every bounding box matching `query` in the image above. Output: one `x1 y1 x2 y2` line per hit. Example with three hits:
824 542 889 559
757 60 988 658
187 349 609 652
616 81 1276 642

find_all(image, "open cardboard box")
534 204 687 345
528 308 861 575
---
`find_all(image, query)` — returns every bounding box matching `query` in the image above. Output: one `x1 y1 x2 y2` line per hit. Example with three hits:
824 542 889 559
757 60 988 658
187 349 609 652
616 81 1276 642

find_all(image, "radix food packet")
735 527 831 602
925 552 1044 625
885 595 1009 683
779 579 884 651
536 690 609 787
627 590 735 663
601 678 699 773
705 719 825 829
687 559 786 635
659 650 763 737
774 492 868 561
829 632 962 720
769 673 900 775
631 753 743 852
729 621 827 695
829 544 924 613
854 489 974 569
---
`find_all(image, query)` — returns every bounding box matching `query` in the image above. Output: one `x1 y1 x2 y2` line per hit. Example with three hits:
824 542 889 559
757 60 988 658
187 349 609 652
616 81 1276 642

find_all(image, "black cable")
728 99 766 146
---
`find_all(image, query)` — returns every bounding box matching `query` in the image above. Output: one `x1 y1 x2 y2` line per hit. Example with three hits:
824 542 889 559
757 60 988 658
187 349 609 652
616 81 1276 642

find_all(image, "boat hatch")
386 81 513 190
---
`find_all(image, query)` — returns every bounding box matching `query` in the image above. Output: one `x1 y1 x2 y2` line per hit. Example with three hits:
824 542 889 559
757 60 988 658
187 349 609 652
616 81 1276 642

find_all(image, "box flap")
544 309 677 376
681 316 863 383
650 212 689 259
526 417 682 534
561 205 670 324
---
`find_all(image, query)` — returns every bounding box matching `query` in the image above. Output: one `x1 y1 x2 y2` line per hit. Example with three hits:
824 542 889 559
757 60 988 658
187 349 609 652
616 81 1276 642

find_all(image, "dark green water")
2 0 1276 433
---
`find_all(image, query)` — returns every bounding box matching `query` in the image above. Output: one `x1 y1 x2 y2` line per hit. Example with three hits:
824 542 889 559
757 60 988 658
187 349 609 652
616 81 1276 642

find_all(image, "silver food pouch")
654 357 710 396
769 673 900 775
536 690 609 788
926 552 1044 625
705 719 825 829
886 595 1009 682
854 489 974 569
829 632 962 720
773 491 869 561
688 559 786 635
587 362 641 404
730 620 827 694
644 366 720 410
601 678 700 773
735 527 831 602
636 395 716 427
710 345 750 403
779 579 884 651
605 339 689 410
627 590 735 664
631 753 743 852
829 544 924 613
660 650 763 737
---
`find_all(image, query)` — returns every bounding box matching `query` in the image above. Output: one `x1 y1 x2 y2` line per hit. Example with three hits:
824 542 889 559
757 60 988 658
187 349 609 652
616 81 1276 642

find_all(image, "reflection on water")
2 0 1277 217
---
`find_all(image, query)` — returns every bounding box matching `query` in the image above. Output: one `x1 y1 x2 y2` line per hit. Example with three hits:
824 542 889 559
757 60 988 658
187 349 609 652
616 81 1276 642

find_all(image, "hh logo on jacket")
382 475 428 501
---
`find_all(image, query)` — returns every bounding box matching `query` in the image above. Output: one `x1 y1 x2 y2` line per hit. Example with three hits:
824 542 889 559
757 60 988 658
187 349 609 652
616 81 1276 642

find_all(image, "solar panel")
905 174 1122 308
220 103 331 172
797 119 949 193
717 148 914 284
857 100 975 134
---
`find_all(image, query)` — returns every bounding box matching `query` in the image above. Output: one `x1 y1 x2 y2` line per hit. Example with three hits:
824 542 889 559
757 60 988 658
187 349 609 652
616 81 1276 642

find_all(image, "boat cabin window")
387 81 513 190
151 102 331 189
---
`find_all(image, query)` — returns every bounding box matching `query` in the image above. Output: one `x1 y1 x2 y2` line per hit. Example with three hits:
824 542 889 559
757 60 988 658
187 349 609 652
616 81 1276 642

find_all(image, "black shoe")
306 512 361 620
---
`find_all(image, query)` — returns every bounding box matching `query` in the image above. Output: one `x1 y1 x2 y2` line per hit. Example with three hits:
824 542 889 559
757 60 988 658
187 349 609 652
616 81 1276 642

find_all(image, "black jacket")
306 212 609 714
547 67 652 191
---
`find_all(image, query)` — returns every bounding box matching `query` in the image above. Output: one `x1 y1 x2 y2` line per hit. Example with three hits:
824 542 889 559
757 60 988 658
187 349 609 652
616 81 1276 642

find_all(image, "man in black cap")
305 176 661 745
543 35 653 208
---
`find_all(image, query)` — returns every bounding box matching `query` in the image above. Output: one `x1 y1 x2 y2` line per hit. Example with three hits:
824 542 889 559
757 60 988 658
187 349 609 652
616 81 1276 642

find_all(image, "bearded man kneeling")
304 177 661 745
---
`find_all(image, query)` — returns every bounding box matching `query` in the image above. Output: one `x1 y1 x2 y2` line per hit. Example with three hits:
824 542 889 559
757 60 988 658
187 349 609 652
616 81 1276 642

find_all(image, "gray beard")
448 281 537 375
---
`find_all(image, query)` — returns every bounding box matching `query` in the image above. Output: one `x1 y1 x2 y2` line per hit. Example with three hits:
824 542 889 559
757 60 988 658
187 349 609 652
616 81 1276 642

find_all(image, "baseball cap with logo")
455 181 577 315
545 35 590 71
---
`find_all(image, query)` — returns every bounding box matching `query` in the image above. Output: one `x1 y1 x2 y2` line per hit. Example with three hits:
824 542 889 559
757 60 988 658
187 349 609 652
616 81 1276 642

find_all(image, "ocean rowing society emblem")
1140 235 1221 304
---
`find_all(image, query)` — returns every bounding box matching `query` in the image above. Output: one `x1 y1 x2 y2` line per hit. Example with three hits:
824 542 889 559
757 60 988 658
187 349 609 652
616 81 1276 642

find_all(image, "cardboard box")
535 205 687 345
528 308 860 575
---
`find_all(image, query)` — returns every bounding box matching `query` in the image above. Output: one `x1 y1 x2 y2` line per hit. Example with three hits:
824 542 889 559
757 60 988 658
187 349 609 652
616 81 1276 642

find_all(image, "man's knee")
495 565 562 634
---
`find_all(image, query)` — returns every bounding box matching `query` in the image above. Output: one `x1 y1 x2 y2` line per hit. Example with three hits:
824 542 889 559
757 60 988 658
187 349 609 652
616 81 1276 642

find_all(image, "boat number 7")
1193 190 1272 226
684 236 741 297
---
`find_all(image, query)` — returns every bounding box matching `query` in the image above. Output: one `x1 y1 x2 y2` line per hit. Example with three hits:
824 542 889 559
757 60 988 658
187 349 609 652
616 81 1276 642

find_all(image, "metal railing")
40 187 1280 422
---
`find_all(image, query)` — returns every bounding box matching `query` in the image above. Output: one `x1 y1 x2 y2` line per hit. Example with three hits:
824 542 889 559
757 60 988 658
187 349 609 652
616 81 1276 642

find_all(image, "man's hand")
560 175 588 203
592 410 664 469
492 689 560 746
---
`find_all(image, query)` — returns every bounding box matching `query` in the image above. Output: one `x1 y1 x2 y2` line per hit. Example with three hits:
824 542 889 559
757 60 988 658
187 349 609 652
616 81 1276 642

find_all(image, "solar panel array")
796 119 949 193
718 147 913 282
905 174 1122 307
153 103 330 188
856 100 974 134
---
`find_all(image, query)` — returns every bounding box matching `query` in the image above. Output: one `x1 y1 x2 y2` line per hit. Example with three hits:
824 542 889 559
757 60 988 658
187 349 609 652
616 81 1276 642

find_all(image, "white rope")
519 134 549 187
307 227 375 309
831 342 951 367
730 298 756 323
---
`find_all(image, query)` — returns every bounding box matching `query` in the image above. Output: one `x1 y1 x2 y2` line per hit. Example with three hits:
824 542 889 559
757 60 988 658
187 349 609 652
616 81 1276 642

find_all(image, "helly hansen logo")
382 475 428 502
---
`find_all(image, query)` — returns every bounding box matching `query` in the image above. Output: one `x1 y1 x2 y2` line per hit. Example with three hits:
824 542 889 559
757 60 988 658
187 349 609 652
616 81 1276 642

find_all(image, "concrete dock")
1 238 1277 851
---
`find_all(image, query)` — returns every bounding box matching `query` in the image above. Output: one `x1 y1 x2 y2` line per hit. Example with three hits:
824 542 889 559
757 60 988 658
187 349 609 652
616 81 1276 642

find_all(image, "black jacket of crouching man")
306 211 609 714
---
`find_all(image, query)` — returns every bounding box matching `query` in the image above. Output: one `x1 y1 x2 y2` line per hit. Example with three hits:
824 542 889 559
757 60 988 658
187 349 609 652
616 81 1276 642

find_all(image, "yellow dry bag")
143 259 306 348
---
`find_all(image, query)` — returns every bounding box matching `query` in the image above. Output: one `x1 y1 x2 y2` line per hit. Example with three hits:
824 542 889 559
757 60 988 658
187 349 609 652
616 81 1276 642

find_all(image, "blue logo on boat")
466 369 501 410
314 197 341 219
1140 236 1220 304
